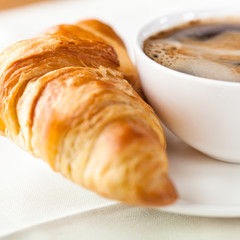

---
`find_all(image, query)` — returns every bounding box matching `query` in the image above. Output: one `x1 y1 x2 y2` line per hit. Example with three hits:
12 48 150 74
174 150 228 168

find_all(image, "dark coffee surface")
144 20 240 81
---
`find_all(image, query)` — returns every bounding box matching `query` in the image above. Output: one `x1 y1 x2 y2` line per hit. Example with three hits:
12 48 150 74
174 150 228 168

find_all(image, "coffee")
143 19 240 82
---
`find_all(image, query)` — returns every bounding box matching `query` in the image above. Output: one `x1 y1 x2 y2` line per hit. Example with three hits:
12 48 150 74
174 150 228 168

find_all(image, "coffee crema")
143 19 240 82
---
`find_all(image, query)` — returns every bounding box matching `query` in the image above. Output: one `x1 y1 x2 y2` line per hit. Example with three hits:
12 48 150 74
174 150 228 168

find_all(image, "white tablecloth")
1 0 240 239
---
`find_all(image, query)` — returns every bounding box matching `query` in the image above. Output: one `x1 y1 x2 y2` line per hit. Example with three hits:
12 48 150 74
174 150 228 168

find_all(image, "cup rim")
134 8 240 88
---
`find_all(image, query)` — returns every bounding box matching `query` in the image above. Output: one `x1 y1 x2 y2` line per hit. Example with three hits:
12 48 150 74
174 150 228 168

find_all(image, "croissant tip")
134 175 178 207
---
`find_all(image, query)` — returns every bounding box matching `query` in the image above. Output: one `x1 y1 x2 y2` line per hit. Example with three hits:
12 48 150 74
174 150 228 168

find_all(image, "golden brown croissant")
0 20 177 206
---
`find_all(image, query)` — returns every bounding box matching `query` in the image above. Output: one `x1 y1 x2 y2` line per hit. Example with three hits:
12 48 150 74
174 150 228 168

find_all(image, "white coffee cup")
135 8 240 163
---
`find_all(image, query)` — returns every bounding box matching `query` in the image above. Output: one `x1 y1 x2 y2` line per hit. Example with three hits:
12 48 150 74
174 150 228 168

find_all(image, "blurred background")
0 0 55 10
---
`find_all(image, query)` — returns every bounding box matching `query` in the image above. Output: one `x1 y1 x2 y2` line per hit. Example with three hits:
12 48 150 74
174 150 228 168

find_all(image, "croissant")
0 20 177 206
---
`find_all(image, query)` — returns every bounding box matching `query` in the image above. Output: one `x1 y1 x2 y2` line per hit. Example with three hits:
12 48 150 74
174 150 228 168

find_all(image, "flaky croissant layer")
0 19 177 206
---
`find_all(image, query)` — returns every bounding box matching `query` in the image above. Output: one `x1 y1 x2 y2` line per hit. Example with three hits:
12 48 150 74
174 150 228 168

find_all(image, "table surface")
1 0 240 239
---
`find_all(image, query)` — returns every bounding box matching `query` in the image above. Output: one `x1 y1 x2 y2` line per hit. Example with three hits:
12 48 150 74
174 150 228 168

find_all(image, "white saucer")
159 128 240 217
